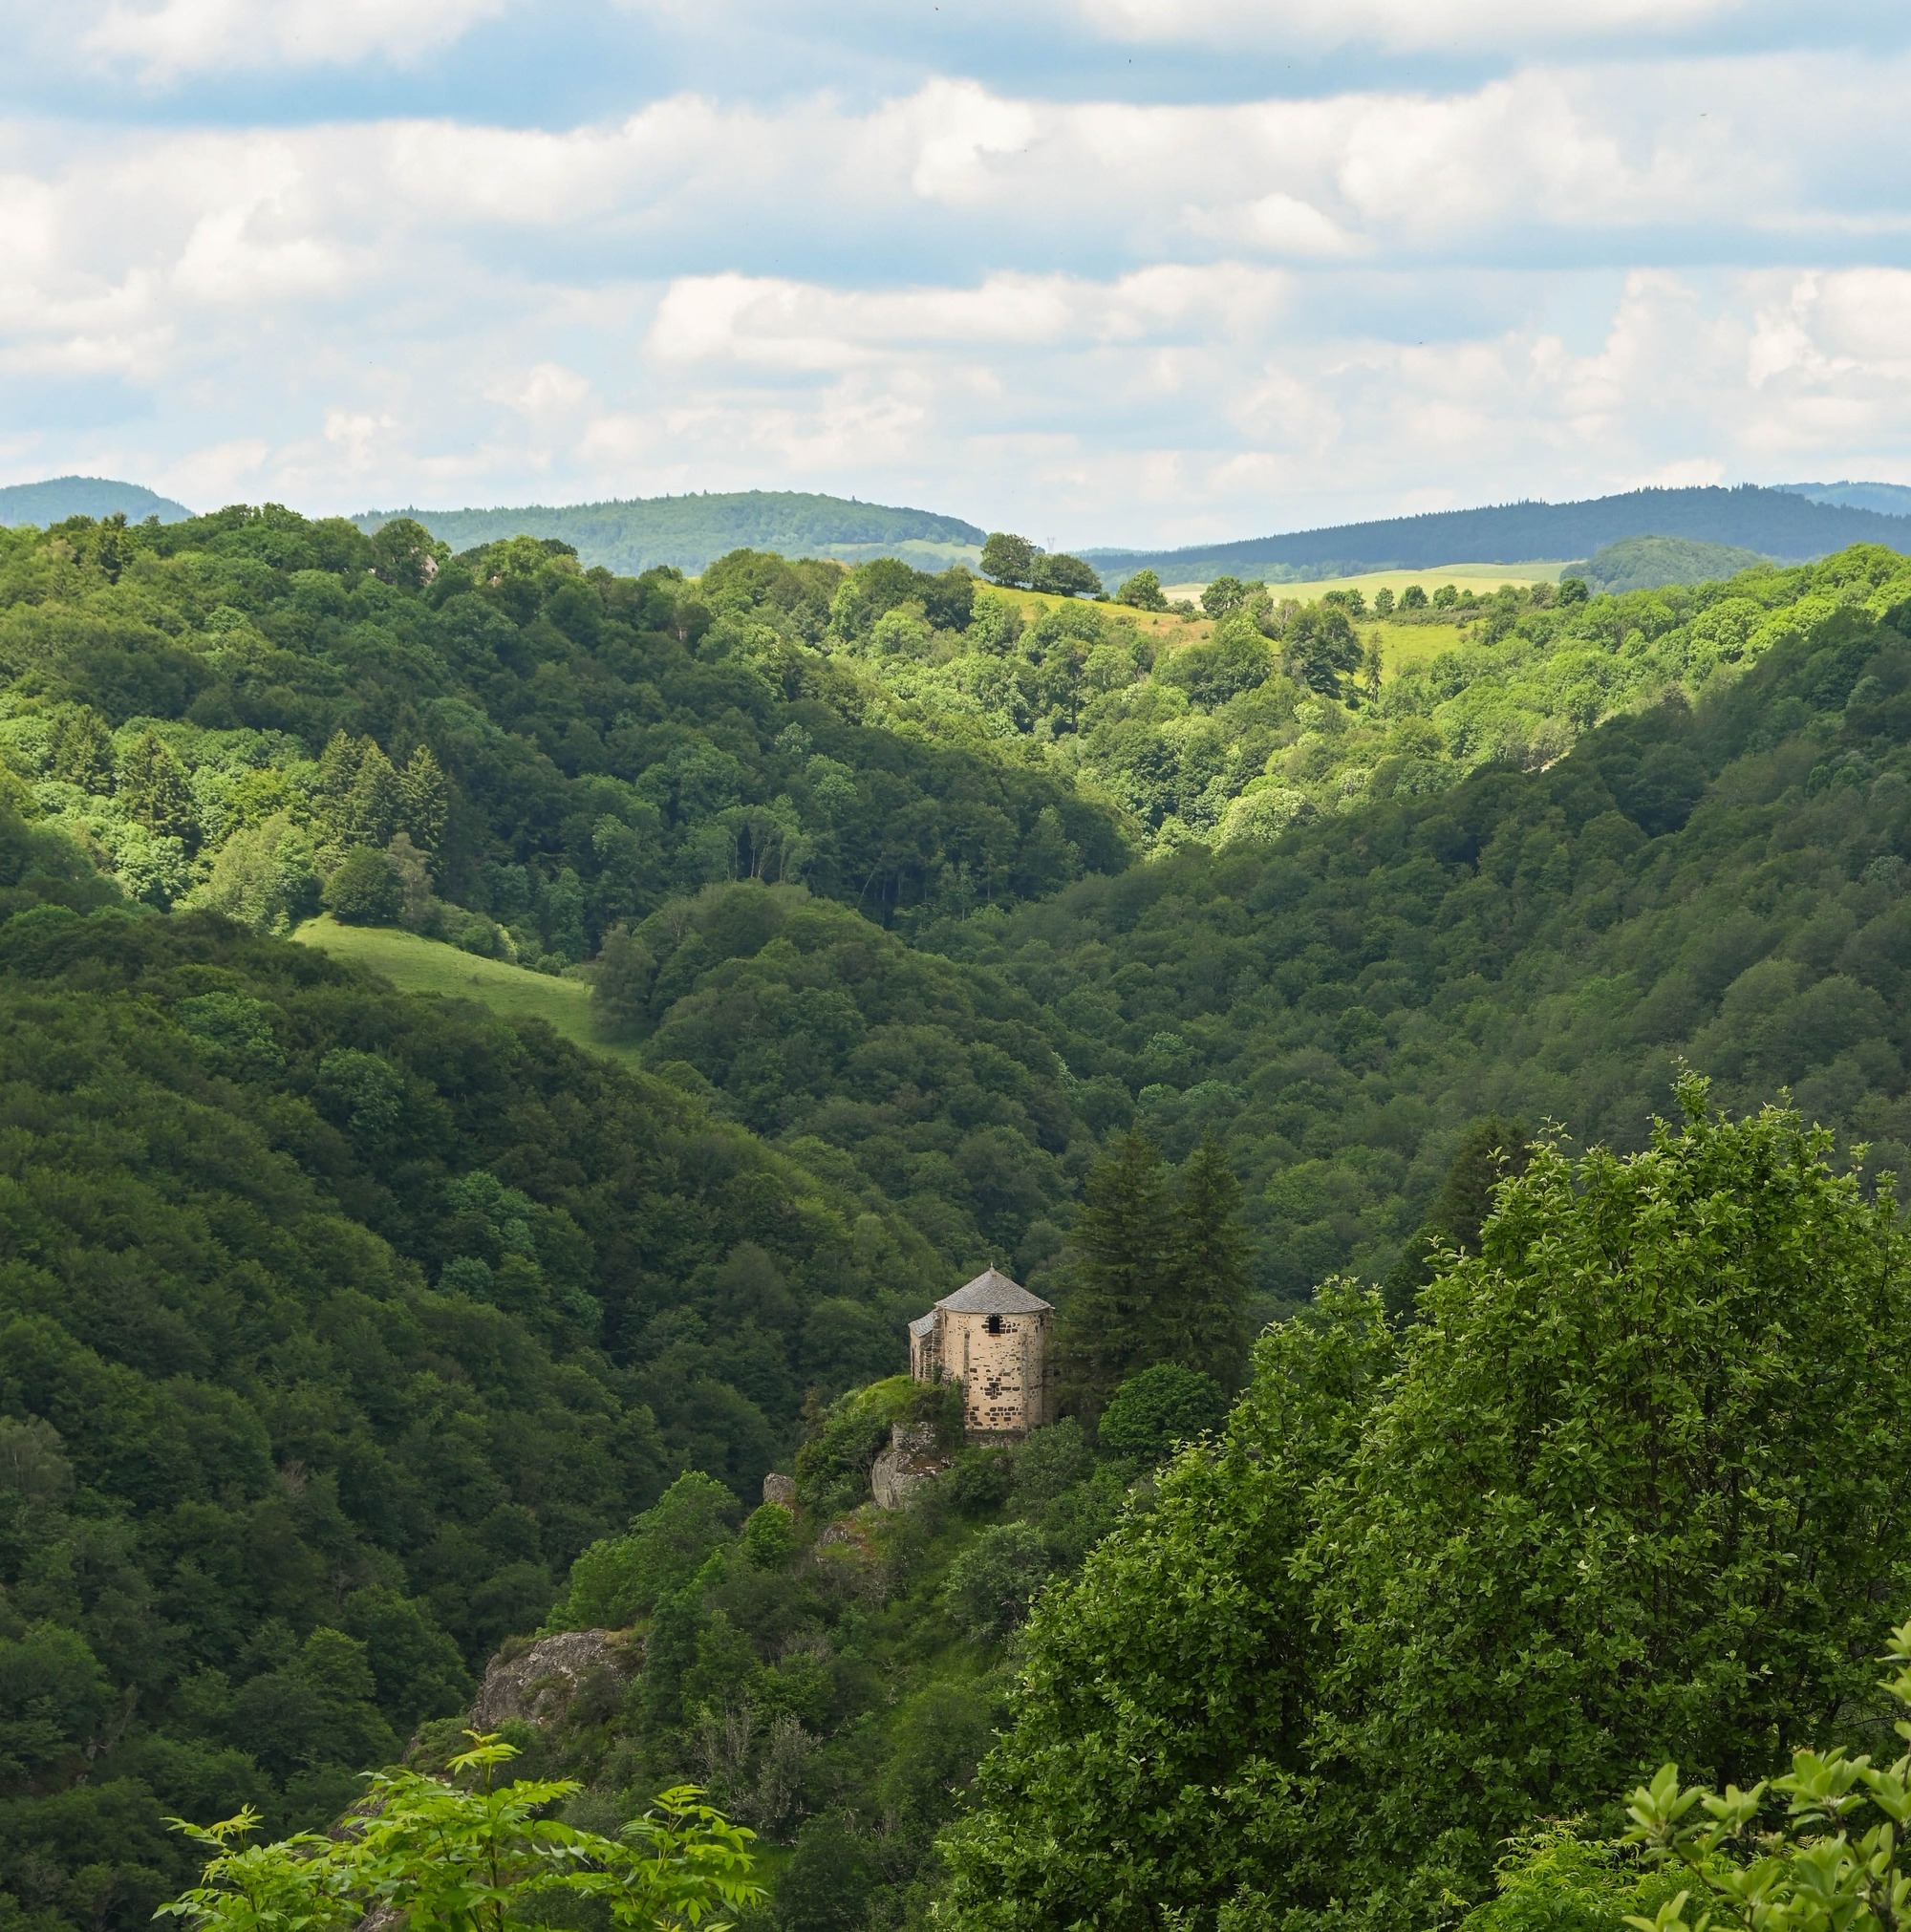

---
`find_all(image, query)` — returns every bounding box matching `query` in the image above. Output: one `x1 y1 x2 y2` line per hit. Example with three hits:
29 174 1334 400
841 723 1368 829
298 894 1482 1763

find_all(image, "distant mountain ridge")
1082 484 1911 586
1780 480 1911 517
354 489 986 576
0 475 193 526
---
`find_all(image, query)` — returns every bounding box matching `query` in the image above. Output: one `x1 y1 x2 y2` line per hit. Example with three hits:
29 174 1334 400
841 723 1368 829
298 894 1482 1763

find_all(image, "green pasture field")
1158 561 1566 603
293 915 643 1071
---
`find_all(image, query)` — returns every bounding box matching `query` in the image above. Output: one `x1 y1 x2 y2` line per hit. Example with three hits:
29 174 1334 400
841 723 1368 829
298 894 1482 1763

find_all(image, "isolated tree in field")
1116 569 1169 612
1283 600 1363 695
980 532 1037 588
1200 575 1250 618
1029 551 1102 598
1400 582 1428 609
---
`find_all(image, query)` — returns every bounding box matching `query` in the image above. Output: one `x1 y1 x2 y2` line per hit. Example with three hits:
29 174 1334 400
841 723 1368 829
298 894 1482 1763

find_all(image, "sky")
4 1 1911 547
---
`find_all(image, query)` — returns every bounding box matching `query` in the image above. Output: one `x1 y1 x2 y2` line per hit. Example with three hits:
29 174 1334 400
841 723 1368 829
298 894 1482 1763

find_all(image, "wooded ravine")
7 506 1911 1932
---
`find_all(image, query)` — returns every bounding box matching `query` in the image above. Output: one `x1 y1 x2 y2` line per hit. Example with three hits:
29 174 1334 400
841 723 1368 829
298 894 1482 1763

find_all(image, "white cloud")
1075 0 1746 51
6 40 1911 529
83 0 506 81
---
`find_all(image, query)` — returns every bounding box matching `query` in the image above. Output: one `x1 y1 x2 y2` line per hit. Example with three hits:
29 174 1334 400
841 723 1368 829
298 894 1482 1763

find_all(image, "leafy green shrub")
741 1502 798 1571
158 1733 759 1932
1097 1362 1226 1466
1614 1611 1911 1932
322 846 402 924
549 1472 740 1630
794 1376 957 1517
941 1522 1053 1642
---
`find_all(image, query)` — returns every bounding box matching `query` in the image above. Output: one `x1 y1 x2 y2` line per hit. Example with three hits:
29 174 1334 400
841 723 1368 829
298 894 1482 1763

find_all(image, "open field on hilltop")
294 916 643 1070
1159 561 1567 601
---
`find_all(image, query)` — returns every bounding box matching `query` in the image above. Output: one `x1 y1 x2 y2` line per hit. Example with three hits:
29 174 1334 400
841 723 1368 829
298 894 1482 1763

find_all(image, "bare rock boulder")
469 1629 631 1732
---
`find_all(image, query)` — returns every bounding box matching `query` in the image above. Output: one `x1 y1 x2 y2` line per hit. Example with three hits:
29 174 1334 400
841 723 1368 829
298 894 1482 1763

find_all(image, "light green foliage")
551 1473 741 1630
943 1093 1911 1928
938 1279 1395 1928
158 1733 759 1932
1601 1613 1911 1932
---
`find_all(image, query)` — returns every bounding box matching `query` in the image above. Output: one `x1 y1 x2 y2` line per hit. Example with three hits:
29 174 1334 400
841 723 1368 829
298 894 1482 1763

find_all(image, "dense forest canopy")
7 502 1911 1932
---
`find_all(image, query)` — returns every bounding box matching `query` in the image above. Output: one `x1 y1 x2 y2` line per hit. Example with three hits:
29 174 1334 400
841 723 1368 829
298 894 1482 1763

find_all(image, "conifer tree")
346 741 401 848
315 730 363 839
117 729 199 845
50 707 115 793
397 745 448 854
1058 1131 1175 1412
1170 1136 1251 1388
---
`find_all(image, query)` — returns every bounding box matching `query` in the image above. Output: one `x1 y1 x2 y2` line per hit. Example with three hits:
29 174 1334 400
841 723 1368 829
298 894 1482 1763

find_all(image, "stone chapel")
908 1266 1054 1438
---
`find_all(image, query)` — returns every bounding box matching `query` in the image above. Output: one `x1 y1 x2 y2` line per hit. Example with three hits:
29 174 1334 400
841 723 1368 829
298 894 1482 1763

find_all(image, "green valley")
9 502 1911 1932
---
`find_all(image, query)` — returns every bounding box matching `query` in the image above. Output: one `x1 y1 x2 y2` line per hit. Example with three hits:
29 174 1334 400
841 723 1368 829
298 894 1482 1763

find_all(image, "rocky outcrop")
762 1472 796 1507
871 1422 949 1510
469 1629 631 1731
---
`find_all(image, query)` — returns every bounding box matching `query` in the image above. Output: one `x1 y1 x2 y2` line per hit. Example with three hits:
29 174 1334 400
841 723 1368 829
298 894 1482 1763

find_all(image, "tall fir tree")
1381 1114 1529 1322
117 729 199 845
397 745 448 855
1170 1136 1252 1389
347 741 402 848
50 706 115 794
1058 1131 1175 1412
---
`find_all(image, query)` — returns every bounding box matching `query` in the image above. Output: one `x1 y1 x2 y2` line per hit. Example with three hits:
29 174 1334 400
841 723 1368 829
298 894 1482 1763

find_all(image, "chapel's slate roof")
934 1267 1052 1316
908 1312 936 1338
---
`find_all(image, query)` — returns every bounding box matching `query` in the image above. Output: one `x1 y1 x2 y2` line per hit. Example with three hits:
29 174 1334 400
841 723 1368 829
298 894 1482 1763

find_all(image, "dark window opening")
985 1314 1003 1335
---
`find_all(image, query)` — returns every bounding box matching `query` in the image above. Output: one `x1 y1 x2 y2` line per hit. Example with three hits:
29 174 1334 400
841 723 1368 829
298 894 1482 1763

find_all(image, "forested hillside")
11 504 1911 1932
354 491 985 576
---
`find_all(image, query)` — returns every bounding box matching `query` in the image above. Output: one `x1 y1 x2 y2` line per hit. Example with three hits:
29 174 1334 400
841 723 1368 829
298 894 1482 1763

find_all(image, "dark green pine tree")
1169 1136 1252 1389
117 728 199 846
1381 1113 1529 1323
1058 1130 1176 1413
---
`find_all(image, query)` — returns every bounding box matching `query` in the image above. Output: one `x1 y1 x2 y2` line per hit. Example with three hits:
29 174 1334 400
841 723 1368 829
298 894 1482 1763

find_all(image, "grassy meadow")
294 915 643 1071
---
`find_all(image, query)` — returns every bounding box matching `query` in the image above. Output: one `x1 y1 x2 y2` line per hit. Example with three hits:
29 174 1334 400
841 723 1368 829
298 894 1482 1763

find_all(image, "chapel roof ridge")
934 1266 1052 1316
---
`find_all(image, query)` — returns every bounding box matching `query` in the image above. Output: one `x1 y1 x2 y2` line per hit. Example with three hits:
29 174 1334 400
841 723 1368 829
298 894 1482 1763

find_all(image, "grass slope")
294 917 641 1070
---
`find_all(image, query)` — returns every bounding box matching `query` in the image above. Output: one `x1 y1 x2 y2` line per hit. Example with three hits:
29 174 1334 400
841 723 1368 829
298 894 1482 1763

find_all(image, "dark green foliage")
358 488 983 576
1380 1113 1528 1320
0 807 956 1930
1057 1134 1252 1408
943 1092 1911 1929
322 847 402 923
1568 534 1771 594
1116 569 1168 612
0 511 1127 950
1028 552 1101 598
1097 1363 1225 1466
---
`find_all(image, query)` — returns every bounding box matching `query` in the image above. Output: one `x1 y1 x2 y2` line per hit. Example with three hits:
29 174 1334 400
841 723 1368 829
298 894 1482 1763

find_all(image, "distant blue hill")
0 475 194 526
1778 480 1911 518
356 489 987 577
1082 484 1911 586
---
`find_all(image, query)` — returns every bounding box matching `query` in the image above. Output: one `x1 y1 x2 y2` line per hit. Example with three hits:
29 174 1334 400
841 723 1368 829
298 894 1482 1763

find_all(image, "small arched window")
984 1314 1004 1335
